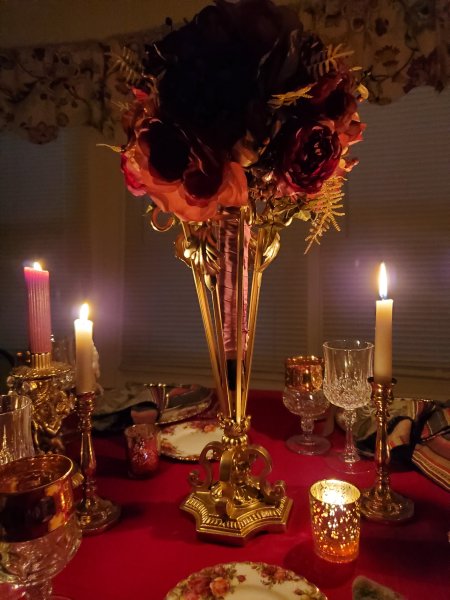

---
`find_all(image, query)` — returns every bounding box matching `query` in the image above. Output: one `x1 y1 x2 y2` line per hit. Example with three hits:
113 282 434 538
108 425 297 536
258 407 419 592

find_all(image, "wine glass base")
325 450 373 474
286 434 331 456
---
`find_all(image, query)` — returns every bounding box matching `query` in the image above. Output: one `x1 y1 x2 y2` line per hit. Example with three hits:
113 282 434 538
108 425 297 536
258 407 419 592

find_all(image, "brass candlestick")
361 378 414 523
7 352 75 453
76 391 121 535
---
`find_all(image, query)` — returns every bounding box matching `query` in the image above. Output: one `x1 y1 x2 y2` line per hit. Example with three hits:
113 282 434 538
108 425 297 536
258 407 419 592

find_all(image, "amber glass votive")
309 479 361 563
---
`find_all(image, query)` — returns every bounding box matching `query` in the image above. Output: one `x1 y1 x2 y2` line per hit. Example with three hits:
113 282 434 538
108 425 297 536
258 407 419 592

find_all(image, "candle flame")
322 488 346 506
33 261 42 271
79 303 90 321
378 262 388 299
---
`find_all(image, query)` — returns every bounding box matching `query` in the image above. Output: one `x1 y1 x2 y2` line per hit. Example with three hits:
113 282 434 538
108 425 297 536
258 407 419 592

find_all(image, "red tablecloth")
54 391 449 600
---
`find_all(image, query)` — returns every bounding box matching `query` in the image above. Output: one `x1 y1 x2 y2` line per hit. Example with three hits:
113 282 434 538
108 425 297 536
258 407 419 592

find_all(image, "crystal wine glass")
322 340 373 474
0 455 82 600
283 356 330 455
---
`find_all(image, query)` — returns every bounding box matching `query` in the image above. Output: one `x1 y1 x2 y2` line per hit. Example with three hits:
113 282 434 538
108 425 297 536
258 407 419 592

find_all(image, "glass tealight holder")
0 393 34 465
309 479 361 563
124 423 160 478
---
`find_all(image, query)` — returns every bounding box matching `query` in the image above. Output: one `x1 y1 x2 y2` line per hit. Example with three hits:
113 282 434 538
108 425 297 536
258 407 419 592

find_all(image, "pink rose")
210 576 230 597
187 574 211 595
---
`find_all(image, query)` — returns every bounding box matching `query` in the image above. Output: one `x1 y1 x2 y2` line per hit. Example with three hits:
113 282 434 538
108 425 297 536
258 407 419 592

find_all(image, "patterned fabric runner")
355 398 450 491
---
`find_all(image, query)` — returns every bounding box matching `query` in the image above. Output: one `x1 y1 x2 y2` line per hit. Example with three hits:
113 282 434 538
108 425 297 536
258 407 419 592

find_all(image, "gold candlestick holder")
7 352 75 454
76 391 121 535
361 378 414 523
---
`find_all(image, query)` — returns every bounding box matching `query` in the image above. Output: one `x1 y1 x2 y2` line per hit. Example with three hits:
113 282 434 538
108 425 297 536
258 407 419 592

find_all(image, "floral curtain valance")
0 0 448 144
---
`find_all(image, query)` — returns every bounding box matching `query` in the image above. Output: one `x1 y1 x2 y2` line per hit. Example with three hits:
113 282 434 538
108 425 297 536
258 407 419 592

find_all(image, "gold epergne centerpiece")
7 352 75 454
171 207 292 542
361 378 414 523
115 0 367 543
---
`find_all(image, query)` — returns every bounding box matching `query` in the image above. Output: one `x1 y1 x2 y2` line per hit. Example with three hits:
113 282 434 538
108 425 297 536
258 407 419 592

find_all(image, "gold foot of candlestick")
361 379 414 523
181 415 292 545
76 391 121 535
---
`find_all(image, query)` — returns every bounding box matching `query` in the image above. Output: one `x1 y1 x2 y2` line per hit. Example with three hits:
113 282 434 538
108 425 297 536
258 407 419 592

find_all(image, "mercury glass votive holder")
309 479 361 563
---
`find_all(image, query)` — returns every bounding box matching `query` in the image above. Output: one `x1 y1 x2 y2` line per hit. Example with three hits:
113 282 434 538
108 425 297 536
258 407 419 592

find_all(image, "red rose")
277 122 341 195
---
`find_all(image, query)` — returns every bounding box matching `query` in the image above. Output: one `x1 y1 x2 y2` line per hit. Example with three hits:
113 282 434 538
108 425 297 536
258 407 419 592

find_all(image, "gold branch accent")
107 47 144 85
268 84 314 109
308 44 354 79
304 176 345 252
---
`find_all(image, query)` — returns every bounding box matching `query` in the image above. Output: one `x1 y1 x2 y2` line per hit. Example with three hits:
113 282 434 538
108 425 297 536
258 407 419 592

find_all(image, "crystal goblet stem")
342 409 359 464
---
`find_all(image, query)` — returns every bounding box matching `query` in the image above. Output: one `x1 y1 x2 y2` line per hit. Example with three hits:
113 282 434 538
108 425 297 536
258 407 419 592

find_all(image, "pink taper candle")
74 303 95 394
24 262 52 354
374 263 393 385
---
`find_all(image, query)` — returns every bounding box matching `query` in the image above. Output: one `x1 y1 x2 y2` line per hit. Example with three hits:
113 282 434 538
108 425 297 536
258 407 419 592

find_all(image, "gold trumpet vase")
361 378 414 523
161 206 293 543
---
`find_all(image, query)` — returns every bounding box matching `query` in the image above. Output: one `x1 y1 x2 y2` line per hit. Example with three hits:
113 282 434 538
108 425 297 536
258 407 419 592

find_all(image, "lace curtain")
0 0 448 144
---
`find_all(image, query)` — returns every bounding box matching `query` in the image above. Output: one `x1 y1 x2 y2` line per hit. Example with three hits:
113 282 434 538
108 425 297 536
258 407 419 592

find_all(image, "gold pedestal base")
361 487 414 524
181 490 292 545
77 495 121 535
181 415 292 545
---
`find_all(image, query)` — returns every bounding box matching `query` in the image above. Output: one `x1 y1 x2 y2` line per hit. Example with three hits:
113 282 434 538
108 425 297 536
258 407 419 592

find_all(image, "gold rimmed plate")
160 419 222 462
165 562 326 599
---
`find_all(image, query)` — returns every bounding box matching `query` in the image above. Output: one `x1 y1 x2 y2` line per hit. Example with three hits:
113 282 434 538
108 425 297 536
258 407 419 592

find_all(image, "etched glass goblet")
323 340 373 474
0 455 81 600
283 356 330 455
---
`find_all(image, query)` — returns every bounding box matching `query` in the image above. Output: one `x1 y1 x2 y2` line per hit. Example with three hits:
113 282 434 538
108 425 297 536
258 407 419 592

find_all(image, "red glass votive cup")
124 424 160 478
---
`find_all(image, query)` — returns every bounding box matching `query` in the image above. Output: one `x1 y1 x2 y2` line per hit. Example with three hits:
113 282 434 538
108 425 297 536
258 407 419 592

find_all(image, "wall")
0 0 210 47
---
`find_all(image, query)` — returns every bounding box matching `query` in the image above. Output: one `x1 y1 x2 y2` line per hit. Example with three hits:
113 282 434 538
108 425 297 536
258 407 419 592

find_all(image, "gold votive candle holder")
309 479 361 563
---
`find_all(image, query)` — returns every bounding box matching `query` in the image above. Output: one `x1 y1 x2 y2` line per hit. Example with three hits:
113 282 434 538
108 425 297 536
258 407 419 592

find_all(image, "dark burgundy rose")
184 150 223 203
138 120 190 182
278 123 341 195
324 88 358 131
135 118 229 206
142 0 305 152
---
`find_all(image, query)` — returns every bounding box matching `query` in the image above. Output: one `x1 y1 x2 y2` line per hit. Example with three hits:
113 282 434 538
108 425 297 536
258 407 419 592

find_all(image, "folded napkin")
353 398 450 491
353 576 404 600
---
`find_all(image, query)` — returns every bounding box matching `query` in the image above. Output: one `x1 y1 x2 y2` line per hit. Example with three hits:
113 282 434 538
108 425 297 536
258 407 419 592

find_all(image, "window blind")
0 128 92 354
319 86 450 378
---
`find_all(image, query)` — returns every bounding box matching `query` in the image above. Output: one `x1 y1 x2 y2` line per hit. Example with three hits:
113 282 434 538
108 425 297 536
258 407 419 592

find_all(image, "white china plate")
160 419 222 461
165 561 326 599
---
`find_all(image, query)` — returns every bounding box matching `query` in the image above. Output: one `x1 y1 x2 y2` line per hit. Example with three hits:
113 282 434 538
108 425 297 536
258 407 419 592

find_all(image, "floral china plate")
165 561 326 599
160 420 222 461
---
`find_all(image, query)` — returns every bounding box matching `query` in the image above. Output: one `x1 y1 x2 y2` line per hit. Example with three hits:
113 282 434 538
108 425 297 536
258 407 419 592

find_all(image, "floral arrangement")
119 0 366 249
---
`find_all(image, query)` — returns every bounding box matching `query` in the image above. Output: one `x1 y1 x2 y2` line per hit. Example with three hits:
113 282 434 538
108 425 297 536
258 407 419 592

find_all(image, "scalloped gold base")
360 487 414 523
77 495 121 535
181 490 292 545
